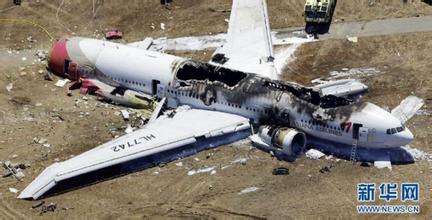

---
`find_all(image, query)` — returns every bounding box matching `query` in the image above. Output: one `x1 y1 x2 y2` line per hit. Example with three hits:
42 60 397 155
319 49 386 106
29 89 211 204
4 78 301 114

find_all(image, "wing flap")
19 108 250 199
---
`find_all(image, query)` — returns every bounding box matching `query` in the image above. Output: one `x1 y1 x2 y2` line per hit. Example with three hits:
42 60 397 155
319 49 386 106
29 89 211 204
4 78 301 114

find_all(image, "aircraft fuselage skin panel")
49 37 413 149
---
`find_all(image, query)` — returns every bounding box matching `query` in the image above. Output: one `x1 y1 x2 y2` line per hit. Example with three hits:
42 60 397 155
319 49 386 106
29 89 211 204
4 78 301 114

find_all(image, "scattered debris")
272 167 289 175
328 67 381 80
21 57 27 61
2 161 28 180
187 166 216 176
32 201 45 209
5 83 13 92
61 206 74 211
40 203 56 214
347 36 358 43
205 153 213 159
44 72 54 81
26 36 36 43
120 109 130 120
231 157 247 165
9 187 19 194
105 29 123 40
238 187 259 195
160 23 165 30
35 50 48 61
416 109 432 116
328 67 382 80
374 161 392 170
125 124 134 134
54 79 70 87
305 149 325 160
319 165 334 174
175 162 183 167
160 0 172 5
35 137 47 145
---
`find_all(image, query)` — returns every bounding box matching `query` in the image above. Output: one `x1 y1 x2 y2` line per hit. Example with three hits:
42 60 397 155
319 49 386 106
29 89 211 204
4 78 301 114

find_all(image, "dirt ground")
0 0 431 219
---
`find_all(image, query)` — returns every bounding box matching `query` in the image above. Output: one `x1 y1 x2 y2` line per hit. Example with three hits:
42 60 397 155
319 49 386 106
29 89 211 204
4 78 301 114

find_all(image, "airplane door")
156 84 165 99
359 127 369 143
152 80 160 95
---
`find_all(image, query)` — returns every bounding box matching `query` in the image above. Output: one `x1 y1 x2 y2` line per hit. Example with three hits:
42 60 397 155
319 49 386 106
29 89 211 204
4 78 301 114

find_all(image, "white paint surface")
238 187 260 195
391 96 424 124
187 166 216 176
305 149 325 160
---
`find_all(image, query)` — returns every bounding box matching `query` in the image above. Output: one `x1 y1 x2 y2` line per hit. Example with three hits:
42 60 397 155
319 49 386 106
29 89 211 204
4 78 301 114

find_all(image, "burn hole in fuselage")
264 81 353 108
175 61 247 87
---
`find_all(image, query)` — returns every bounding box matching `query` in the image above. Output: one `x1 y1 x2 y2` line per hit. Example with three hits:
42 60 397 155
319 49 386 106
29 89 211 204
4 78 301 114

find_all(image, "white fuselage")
59 37 414 149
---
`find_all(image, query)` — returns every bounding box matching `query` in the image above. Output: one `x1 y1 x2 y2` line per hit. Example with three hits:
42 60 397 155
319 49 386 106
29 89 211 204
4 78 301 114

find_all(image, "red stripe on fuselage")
48 38 70 78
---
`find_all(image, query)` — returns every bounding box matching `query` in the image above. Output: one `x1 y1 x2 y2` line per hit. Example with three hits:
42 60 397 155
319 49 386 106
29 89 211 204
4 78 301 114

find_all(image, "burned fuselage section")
167 60 362 135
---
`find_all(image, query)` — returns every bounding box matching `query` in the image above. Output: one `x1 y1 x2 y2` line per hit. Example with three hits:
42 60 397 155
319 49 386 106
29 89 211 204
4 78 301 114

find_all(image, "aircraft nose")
395 127 414 146
48 38 69 77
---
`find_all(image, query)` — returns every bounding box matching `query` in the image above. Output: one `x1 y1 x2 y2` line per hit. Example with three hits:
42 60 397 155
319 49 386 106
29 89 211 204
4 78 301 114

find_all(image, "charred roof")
175 60 247 87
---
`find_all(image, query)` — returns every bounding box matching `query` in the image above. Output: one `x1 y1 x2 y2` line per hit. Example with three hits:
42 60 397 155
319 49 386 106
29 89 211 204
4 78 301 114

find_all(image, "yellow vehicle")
304 0 336 24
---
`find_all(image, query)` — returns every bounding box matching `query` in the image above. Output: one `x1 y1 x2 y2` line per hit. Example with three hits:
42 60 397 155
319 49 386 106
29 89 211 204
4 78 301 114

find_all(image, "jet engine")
257 126 307 160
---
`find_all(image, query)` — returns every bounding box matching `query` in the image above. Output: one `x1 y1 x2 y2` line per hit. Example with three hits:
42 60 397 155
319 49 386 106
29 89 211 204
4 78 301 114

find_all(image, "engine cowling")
258 126 307 159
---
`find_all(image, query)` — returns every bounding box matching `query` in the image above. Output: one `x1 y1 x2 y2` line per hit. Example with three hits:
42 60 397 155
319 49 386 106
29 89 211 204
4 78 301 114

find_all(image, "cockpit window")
386 126 405 135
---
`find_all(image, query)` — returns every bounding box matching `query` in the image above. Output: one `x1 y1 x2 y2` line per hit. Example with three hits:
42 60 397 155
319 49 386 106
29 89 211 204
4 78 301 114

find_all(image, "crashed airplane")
19 0 414 199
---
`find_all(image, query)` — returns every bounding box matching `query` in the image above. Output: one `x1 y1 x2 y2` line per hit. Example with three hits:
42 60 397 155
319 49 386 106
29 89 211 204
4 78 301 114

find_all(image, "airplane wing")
19 107 251 199
210 0 277 79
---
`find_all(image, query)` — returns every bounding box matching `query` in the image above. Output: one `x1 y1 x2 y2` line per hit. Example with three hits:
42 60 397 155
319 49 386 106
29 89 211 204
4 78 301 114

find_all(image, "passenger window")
391 128 397 134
